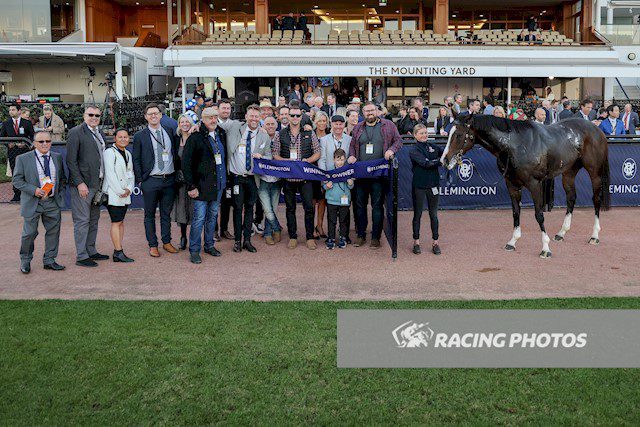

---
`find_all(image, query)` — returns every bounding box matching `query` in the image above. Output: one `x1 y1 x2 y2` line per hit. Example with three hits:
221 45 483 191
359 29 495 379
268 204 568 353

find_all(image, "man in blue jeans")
254 116 282 245
181 107 227 264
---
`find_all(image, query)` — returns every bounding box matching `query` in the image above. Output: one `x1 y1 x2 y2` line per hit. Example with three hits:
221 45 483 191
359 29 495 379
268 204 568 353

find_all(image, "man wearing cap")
319 115 352 242
259 99 276 125
217 104 270 253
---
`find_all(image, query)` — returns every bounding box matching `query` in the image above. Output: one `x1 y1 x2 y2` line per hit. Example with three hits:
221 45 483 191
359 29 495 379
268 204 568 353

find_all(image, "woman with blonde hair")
38 104 65 142
492 106 506 118
312 110 329 239
172 113 197 250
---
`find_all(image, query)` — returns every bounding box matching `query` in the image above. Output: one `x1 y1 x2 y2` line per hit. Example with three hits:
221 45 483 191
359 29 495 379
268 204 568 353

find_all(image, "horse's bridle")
452 127 474 167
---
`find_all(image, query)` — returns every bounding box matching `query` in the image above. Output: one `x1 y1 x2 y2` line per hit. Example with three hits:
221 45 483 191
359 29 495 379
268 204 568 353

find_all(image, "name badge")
162 152 170 162
432 187 439 195
238 145 246 155
226 188 232 198
215 153 222 165
290 149 298 160
340 195 349 206
365 144 374 154
40 176 52 185
19 127 24 135
233 185 240 195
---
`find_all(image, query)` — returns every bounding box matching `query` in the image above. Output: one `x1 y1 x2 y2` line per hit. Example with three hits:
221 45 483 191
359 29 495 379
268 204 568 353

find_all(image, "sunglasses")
35 139 52 144
289 114 302 118
87 113 101 118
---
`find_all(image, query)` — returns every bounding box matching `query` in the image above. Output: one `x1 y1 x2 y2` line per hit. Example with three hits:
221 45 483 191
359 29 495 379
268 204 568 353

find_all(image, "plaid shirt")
271 128 320 182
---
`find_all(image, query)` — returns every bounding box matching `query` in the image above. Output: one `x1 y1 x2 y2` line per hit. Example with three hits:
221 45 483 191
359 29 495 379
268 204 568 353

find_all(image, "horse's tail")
600 151 611 211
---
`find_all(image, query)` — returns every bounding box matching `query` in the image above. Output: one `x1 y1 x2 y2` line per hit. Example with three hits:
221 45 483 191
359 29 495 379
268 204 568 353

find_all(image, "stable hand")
34 188 46 198
384 150 395 161
347 156 357 164
252 153 262 159
77 183 89 199
188 189 199 198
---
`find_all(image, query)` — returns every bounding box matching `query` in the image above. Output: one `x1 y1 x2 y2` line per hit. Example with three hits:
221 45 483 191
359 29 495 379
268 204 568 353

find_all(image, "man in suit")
213 82 229 103
215 99 235 240
541 99 552 125
575 98 597 121
321 93 343 118
133 103 180 257
281 12 296 31
622 103 640 135
66 105 109 267
1 103 35 202
288 83 303 103
558 100 574 120
217 104 270 253
412 97 429 124
182 107 227 264
13 131 66 273
599 105 626 136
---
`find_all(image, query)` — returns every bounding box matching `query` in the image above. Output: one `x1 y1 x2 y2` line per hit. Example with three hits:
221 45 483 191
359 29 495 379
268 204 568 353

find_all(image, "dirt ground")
0 204 638 301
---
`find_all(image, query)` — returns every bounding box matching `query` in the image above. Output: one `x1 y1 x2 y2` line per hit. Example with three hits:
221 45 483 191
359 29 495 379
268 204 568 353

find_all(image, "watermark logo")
458 159 473 182
622 158 636 181
392 321 434 348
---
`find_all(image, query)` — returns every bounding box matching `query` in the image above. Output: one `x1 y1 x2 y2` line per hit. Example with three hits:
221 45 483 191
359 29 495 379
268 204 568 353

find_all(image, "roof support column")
255 0 269 34
434 0 449 35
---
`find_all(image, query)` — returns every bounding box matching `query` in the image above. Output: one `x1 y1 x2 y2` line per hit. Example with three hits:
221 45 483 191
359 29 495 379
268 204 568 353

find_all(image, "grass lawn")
1 298 640 424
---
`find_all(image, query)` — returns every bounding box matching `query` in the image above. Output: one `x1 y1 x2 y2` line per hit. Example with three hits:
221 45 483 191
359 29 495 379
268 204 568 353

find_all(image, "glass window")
0 0 52 42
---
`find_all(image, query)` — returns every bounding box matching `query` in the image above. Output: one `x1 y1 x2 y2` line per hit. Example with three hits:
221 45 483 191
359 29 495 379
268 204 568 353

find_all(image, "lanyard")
363 120 379 143
149 128 166 150
44 117 52 128
331 134 343 150
34 152 51 176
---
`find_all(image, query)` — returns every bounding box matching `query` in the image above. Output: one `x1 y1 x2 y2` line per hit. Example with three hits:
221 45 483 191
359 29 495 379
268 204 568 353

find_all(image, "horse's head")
441 113 476 170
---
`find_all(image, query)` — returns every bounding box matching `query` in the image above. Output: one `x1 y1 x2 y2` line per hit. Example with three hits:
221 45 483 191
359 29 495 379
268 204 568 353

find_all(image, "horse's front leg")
530 180 552 258
505 180 522 251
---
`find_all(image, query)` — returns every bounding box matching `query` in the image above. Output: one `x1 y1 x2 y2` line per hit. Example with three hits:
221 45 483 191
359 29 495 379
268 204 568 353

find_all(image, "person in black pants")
1 103 34 201
409 124 443 255
132 103 181 257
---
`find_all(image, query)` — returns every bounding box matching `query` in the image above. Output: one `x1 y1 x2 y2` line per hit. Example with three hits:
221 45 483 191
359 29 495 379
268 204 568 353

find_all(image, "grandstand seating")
201 29 582 46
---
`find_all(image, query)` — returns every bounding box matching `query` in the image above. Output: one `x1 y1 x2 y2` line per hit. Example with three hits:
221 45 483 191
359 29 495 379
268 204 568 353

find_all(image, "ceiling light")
314 5 318 8
161 1 164 4
135 2 139 4
221 7 226 11
542 10 547 13
395 10 399 13
452 14 457 17
549 76 555 80
479 14 484 18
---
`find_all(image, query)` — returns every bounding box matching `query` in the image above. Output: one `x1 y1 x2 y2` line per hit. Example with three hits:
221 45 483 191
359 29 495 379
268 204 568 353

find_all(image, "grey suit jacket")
624 111 640 134
12 150 66 218
66 123 106 189
218 120 271 184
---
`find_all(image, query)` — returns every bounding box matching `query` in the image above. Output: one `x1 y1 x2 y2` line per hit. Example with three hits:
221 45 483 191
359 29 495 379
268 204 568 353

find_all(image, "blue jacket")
598 118 626 136
323 171 354 207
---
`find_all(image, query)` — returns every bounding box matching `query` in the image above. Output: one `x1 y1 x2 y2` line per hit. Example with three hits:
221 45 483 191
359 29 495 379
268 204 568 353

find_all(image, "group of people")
13 95 450 274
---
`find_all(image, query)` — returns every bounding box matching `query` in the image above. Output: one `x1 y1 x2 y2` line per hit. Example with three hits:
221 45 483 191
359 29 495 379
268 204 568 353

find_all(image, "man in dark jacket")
182 107 227 264
1 103 34 201
558 100 574 120
281 13 296 31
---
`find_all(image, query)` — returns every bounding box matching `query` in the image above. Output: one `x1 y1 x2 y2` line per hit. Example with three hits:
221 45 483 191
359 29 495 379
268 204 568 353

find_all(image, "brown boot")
149 247 160 257
306 239 317 250
265 235 275 245
288 239 298 249
370 239 381 249
273 231 282 243
163 243 179 254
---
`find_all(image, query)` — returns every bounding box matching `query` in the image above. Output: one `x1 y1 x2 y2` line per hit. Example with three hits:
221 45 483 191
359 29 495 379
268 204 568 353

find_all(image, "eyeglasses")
35 139 52 144
289 114 302 118
146 112 161 116
86 113 101 118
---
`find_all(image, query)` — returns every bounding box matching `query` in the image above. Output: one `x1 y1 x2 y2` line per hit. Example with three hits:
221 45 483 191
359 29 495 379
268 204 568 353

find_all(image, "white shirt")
88 125 105 178
148 125 175 175
608 118 618 134
35 150 56 195
229 126 258 176
580 112 590 120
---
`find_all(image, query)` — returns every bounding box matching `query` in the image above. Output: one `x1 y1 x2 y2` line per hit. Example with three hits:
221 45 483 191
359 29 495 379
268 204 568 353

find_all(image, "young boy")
322 148 354 249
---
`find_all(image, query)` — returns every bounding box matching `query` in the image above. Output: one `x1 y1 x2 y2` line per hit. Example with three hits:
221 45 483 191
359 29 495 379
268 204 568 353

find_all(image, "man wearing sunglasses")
66 105 110 267
13 131 66 274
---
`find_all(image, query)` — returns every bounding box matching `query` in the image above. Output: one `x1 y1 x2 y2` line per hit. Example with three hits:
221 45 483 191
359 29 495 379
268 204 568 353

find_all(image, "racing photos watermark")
337 310 640 368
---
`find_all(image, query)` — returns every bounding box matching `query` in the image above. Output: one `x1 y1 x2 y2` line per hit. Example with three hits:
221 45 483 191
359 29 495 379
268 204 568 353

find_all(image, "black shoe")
346 236 352 245
243 241 257 253
190 252 202 264
11 194 20 202
20 261 30 274
76 258 98 267
223 231 234 240
413 244 421 255
432 244 441 255
179 237 188 251
44 262 65 271
90 252 109 261
113 250 134 263
204 247 221 257
233 241 242 252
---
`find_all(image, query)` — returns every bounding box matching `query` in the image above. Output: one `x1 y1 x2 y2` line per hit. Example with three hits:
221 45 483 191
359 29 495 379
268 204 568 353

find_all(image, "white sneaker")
252 222 264 236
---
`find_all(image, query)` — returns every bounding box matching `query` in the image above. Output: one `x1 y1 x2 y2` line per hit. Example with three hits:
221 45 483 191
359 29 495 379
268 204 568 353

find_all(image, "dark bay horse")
441 115 610 258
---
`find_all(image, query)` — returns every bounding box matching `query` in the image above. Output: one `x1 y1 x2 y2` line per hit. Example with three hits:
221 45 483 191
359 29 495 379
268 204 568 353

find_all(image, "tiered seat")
201 29 581 47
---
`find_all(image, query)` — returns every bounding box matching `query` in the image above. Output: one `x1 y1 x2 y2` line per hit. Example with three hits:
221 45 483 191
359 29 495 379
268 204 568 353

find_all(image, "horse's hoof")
554 235 564 242
539 250 552 259
589 238 600 245
504 244 515 251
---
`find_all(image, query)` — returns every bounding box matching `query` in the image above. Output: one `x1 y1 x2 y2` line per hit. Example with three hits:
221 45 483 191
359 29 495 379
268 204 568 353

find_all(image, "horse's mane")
470 114 534 134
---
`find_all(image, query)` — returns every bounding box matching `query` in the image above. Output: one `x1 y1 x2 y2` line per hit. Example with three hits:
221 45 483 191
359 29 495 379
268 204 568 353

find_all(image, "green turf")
1 298 639 424
0 162 10 183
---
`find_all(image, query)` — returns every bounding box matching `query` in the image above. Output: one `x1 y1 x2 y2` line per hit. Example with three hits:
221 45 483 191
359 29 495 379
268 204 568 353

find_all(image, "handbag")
175 169 185 185
92 185 108 206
